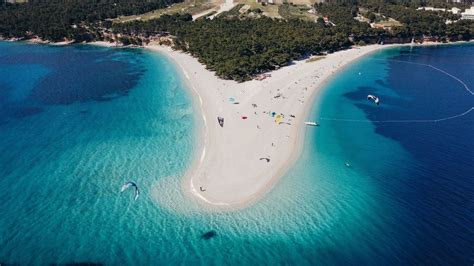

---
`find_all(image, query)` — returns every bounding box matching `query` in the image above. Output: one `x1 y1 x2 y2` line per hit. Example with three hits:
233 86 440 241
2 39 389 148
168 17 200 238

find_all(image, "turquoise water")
0 42 197 264
1 42 472 265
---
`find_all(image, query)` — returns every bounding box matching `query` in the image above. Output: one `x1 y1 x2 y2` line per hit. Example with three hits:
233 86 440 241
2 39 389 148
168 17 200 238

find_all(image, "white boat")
305 121 319 126
367 94 380 105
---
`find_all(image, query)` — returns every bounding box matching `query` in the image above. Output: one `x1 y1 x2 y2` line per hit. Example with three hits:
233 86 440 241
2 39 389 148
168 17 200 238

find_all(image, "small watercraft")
305 121 319 126
367 94 380 105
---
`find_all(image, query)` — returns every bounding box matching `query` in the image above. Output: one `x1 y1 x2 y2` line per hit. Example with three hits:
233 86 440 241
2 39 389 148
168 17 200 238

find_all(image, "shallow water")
0 42 472 265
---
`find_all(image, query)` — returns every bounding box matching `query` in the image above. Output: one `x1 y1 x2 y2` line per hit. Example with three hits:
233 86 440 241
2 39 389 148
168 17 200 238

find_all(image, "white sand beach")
148 44 390 209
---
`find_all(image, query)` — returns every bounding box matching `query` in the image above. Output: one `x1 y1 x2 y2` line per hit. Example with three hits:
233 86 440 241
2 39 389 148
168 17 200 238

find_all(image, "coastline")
1 37 472 266
3 37 470 210
147 44 398 210
148 41 473 210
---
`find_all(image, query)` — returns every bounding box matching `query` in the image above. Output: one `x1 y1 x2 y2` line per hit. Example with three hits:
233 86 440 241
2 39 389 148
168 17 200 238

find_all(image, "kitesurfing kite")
120 181 139 201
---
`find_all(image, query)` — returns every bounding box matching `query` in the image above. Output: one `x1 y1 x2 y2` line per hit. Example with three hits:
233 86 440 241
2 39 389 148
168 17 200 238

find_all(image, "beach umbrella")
275 114 282 124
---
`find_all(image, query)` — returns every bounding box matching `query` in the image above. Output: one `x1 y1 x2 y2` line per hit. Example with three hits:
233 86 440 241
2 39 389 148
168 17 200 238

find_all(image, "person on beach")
217 117 224 127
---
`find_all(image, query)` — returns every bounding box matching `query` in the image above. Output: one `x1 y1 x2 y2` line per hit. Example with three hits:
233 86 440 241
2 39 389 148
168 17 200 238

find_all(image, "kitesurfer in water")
120 181 140 200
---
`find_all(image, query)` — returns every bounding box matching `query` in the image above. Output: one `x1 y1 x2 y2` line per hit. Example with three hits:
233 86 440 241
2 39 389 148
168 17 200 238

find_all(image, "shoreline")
147 40 473 210
147 44 397 210
3 38 470 210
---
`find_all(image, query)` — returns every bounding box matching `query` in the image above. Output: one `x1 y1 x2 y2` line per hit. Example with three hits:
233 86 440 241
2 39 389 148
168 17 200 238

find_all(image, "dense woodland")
361 1 473 41
0 0 473 80
112 1 474 80
113 14 352 80
316 1 472 41
0 0 183 41
315 3 387 43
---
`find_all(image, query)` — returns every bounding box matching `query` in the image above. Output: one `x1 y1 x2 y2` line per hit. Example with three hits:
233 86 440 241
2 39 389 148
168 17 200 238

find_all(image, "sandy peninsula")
148 44 389 209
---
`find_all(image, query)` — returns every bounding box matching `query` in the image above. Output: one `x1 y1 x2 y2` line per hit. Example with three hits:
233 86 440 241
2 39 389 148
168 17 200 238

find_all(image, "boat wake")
320 58 473 124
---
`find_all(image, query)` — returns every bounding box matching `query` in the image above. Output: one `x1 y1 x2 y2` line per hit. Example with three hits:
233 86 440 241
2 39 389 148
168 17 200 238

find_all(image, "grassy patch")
237 0 282 18
376 19 403 27
218 3 245 17
114 0 217 23
278 3 316 21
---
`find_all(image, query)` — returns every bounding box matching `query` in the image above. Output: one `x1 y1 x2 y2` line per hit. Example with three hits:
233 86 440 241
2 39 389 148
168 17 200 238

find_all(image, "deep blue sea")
0 41 472 265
